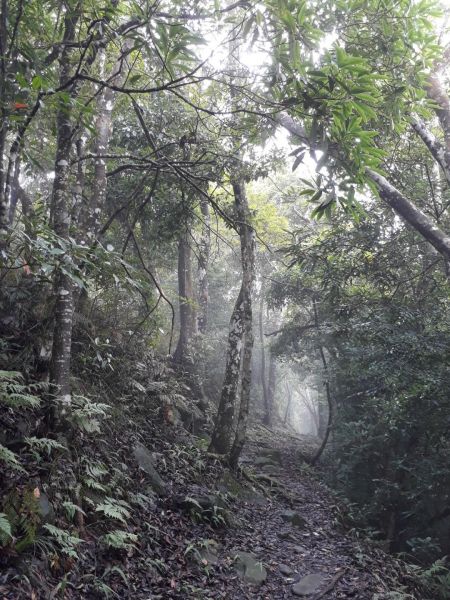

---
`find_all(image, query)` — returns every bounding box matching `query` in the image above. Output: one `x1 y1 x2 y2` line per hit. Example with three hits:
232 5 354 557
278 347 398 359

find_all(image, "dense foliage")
2 0 450 596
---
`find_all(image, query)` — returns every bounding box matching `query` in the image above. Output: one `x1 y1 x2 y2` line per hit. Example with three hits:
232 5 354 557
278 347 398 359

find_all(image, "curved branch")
411 116 450 184
366 168 450 261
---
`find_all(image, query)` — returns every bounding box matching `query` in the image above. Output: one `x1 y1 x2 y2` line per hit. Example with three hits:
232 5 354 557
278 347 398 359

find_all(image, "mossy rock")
233 551 267 585
259 448 282 465
280 510 307 528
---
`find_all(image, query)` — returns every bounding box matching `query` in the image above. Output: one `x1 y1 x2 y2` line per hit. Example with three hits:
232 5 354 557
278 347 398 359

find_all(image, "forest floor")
1 420 424 599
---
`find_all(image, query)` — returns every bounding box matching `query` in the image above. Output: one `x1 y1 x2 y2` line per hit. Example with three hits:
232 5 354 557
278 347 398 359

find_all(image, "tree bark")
276 112 450 262
258 289 270 423
366 169 450 261
209 287 245 454
173 230 197 364
265 350 276 426
49 8 80 422
85 44 131 239
7 159 20 225
310 299 336 465
0 0 9 234
229 180 256 468
197 198 210 333
284 381 292 425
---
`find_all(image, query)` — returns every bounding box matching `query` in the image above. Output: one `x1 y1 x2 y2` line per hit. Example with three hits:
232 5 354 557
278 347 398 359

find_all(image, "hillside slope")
0 409 425 599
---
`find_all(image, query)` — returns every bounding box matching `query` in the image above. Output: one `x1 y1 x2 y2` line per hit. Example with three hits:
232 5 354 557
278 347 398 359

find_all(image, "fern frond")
83 477 107 492
102 530 137 550
0 370 24 382
0 443 26 472
43 524 83 558
96 498 131 524
25 437 66 455
62 501 86 521
2 393 40 408
84 462 108 479
0 513 12 544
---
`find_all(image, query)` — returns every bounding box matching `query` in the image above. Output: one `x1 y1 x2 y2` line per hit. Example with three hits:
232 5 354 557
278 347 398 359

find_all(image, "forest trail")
2 421 420 600
188 424 416 600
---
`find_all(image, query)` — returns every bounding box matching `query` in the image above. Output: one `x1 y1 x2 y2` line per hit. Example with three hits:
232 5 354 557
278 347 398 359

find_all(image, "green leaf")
292 152 306 171
31 75 43 91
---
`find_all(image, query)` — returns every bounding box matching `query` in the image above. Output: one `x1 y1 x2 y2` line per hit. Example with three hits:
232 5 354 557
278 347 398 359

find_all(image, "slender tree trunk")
211 28 256 464
174 230 197 364
265 350 276 426
284 382 292 425
210 180 256 459
310 299 336 465
198 198 210 333
277 113 450 262
209 287 245 454
49 9 80 422
258 289 270 422
83 42 131 240
7 159 20 225
229 180 256 467
0 0 9 234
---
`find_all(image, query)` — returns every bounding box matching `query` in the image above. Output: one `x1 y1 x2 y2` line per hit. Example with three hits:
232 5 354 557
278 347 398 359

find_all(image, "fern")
84 477 107 493
69 395 110 433
43 524 83 558
96 498 131 524
0 370 43 408
0 513 12 544
25 437 66 456
1 393 40 408
85 461 108 479
418 559 450 600
0 443 26 472
102 530 138 550
63 501 86 521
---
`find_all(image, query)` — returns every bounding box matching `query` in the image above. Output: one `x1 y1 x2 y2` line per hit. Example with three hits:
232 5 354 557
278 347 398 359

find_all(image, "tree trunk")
277 112 450 262
284 382 292 425
83 42 131 240
265 350 276 426
229 180 256 468
210 179 256 459
310 299 336 465
7 159 20 225
258 290 270 423
0 0 9 235
210 29 256 464
49 9 79 423
173 230 197 364
197 198 210 333
209 287 245 454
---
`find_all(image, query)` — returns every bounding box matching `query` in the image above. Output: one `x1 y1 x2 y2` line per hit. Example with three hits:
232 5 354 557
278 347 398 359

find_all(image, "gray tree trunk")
284 381 292 425
197 198 210 333
209 287 245 454
310 299 336 465
258 290 270 424
174 230 197 364
49 10 79 422
0 0 8 235
83 43 131 240
210 179 256 460
229 180 256 467
265 350 276 426
277 112 450 262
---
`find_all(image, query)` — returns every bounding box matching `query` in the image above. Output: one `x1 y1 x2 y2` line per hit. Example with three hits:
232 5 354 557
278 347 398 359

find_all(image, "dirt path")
1 424 421 599
195 426 414 600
